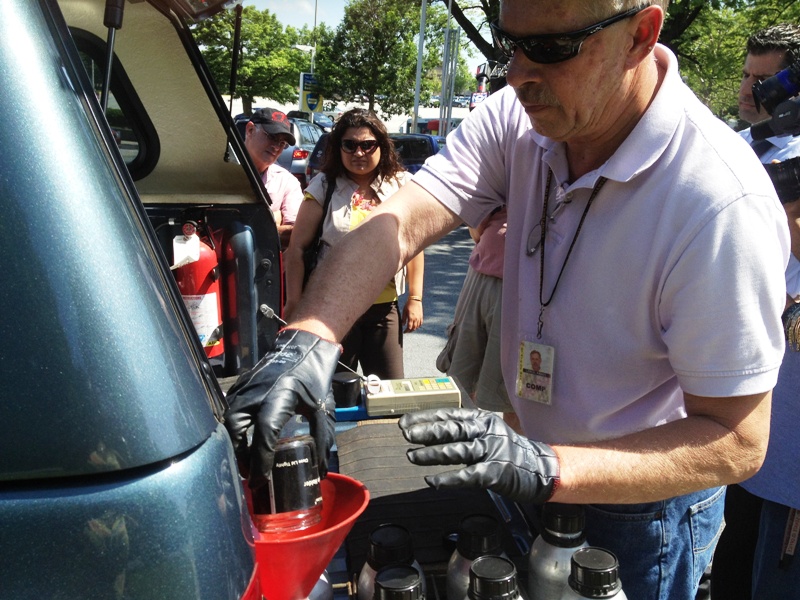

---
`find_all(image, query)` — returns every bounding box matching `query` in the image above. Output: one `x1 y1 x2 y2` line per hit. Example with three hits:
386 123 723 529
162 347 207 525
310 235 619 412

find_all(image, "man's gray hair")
583 1 669 22
747 24 800 69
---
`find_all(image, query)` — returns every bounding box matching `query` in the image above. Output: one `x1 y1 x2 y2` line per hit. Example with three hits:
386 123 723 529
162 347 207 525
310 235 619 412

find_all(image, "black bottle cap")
468 555 518 600
367 524 414 570
374 565 423 600
457 514 503 560
540 503 587 548
568 547 622 598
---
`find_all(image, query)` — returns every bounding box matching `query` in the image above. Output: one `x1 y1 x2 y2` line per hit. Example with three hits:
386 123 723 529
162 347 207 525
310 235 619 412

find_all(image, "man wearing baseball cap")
245 108 302 249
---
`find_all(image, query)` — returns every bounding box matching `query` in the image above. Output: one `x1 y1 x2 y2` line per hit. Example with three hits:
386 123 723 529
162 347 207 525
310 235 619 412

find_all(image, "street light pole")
311 0 318 74
293 44 315 74
412 0 427 134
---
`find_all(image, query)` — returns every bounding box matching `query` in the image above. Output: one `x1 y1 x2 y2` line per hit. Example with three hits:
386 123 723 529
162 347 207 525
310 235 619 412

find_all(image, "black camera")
751 59 800 139
763 157 800 204
753 60 800 116
750 60 800 203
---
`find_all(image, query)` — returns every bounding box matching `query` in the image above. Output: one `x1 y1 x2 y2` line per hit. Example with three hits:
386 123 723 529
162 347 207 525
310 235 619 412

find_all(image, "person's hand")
399 408 559 504
223 329 340 490
402 298 423 332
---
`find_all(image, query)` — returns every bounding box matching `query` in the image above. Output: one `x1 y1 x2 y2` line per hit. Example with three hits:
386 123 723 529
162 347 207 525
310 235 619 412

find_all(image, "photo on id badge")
517 341 554 405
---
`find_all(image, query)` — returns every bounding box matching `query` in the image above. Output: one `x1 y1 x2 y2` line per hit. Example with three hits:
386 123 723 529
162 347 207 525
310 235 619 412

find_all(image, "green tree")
313 1 474 117
420 5 477 103
670 0 800 121
314 0 422 117
193 0 800 124
191 1 486 117
192 6 302 114
434 0 501 64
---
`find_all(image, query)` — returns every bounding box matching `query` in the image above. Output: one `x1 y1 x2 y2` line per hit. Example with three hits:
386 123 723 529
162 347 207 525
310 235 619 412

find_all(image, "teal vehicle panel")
0 1 260 596
0 425 256 599
0 0 220 482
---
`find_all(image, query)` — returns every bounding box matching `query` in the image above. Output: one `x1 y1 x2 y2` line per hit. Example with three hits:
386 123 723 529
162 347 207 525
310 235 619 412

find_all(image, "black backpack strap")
313 176 336 245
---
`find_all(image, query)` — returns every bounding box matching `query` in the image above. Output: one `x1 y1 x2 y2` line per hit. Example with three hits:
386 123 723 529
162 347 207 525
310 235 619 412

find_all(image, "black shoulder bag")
302 178 335 287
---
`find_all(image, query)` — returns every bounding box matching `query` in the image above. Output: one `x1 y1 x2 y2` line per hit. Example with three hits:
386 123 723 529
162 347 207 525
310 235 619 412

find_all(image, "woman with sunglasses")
284 108 424 380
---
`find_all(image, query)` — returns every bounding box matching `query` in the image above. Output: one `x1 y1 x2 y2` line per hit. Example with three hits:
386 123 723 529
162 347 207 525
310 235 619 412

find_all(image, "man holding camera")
711 24 800 599
224 3 789 598
738 25 800 162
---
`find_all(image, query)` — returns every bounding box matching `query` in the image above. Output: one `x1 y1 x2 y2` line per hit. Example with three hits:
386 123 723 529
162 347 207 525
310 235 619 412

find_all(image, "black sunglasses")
341 139 380 154
490 6 647 65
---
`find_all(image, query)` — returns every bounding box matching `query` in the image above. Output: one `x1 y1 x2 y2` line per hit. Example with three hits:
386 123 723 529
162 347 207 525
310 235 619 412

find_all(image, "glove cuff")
278 327 343 354
531 441 561 504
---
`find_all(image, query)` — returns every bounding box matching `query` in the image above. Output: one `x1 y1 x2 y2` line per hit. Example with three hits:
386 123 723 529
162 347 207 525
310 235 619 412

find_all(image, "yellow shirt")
304 172 410 304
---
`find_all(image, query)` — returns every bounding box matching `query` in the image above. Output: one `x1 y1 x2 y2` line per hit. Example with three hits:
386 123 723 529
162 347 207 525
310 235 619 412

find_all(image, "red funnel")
253 472 370 600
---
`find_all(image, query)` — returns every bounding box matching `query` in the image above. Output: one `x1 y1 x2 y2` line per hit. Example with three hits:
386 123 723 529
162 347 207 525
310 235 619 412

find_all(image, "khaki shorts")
436 267 511 412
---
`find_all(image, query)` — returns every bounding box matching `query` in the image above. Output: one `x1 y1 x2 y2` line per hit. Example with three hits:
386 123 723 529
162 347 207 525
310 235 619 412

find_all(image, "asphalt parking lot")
402 225 474 378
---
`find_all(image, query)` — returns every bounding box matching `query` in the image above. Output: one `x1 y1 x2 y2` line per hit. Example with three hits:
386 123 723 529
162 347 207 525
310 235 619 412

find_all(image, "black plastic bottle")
527 504 589 600
374 565 425 600
357 524 426 600
468 555 522 600
558 548 627 599
446 514 506 600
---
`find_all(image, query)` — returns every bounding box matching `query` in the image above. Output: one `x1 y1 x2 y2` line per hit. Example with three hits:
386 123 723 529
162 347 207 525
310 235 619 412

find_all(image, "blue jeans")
752 500 800 599
584 486 725 600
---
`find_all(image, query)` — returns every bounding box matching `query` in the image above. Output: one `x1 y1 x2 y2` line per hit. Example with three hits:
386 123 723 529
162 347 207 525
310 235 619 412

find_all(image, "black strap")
536 169 607 338
750 138 774 158
312 177 336 249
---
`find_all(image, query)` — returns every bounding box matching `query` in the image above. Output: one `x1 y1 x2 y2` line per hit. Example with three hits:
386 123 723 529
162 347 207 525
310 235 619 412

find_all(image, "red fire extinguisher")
172 221 224 364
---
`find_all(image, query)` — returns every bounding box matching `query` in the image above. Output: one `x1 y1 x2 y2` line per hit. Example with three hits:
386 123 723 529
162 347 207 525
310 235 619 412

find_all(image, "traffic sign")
302 73 319 92
299 72 323 114
305 93 320 112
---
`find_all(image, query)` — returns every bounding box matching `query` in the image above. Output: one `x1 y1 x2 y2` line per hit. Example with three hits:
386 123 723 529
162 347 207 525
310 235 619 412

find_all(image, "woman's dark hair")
320 108 404 182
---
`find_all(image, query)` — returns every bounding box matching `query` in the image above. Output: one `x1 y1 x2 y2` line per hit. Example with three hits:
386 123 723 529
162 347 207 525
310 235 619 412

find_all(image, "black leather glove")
224 329 340 489
399 408 559 504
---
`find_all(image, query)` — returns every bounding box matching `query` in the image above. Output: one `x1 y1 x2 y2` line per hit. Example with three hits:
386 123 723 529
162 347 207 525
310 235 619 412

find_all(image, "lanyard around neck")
537 169 608 338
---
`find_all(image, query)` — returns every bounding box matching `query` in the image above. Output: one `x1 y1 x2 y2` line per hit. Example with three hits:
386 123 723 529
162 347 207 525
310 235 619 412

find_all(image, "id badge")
516 341 554 405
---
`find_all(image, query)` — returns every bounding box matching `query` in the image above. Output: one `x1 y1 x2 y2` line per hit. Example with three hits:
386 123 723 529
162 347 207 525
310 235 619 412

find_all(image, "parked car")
389 133 447 174
282 117 324 189
286 110 333 132
1 0 284 597
306 131 330 182
312 112 335 131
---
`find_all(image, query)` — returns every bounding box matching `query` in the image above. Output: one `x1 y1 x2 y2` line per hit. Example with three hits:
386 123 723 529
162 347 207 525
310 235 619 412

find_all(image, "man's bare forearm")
291 214 405 340
290 182 460 341
551 391 771 504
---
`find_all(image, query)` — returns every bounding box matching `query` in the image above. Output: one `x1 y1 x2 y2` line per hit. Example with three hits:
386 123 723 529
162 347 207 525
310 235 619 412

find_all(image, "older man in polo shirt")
223 3 789 597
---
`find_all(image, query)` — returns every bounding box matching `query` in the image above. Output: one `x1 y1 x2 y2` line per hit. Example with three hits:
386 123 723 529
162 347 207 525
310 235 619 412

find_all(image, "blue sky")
243 0 345 31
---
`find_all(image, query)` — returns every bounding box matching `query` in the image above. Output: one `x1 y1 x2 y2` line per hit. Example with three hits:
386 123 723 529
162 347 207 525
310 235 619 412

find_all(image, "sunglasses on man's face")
341 139 379 154
258 127 290 150
490 5 646 65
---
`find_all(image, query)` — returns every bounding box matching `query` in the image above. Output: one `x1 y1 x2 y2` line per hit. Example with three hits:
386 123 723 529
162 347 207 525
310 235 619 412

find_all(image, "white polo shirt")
414 45 789 444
